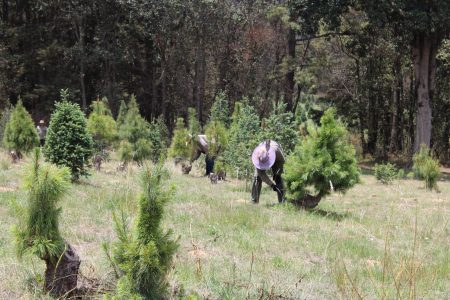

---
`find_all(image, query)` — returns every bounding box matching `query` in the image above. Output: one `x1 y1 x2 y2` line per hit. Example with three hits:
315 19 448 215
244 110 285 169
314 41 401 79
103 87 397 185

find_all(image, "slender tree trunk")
44 243 80 298
193 45 206 124
284 27 296 112
412 34 439 153
389 57 401 154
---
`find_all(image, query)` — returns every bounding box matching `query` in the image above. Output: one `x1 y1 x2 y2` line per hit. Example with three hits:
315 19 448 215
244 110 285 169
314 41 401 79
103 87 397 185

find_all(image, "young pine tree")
14 149 80 297
44 89 94 181
260 102 298 154
107 162 178 299
283 109 360 207
2 99 39 158
168 117 190 161
87 98 118 154
412 145 441 191
223 100 260 178
118 95 153 164
209 91 230 126
116 99 128 130
188 107 201 137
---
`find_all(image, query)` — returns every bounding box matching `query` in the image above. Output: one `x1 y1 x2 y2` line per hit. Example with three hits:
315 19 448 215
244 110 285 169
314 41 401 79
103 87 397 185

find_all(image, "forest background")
0 0 449 162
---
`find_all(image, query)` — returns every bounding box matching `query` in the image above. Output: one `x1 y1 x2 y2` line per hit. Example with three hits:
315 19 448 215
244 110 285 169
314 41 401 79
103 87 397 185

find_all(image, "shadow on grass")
308 208 350 222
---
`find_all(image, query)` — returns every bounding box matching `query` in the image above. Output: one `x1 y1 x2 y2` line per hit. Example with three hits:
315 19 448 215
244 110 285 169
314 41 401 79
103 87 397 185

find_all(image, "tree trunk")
389 57 401 154
284 27 296 112
193 45 206 125
412 34 439 153
44 243 80 298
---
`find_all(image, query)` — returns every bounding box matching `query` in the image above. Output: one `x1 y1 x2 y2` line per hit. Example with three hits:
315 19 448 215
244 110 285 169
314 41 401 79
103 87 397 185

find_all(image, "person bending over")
251 140 285 203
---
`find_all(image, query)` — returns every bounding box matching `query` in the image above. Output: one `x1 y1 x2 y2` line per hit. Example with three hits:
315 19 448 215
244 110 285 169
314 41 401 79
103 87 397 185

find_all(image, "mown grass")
0 152 448 299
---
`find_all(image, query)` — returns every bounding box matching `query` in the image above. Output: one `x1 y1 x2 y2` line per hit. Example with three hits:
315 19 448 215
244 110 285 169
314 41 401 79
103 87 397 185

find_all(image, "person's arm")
190 148 201 163
257 169 274 186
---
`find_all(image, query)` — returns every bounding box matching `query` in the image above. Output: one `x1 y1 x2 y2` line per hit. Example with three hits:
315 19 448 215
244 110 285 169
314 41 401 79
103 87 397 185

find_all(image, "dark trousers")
251 169 284 203
205 155 215 176
40 139 45 147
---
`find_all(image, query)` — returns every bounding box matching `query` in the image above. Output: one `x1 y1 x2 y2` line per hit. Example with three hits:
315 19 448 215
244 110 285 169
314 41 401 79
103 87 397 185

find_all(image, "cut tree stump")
44 243 80 298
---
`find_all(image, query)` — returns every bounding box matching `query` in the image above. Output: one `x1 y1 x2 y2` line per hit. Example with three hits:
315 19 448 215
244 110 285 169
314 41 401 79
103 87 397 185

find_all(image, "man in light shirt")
36 120 48 147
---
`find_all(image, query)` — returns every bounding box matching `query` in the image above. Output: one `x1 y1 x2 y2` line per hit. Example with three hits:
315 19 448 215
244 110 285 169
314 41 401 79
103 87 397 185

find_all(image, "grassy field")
0 153 449 299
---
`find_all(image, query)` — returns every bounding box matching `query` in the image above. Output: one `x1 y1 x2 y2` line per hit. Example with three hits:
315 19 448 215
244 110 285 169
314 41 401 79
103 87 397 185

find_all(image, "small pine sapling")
118 95 153 165
106 162 179 299
14 149 80 297
223 100 260 179
413 145 441 191
2 99 39 159
168 117 190 162
283 109 360 208
87 98 118 167
44 89 94 181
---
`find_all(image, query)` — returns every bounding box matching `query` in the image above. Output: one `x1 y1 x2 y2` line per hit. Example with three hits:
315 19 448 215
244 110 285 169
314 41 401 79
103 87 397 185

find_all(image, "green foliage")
223 100 260 178
204 120 228 158
413 145 441 191
116 100 128 130
284 109 360 201
0 104 12 146
118 140 133 165
168 118 190 160
87 98 118 153
14 149 70 261
118 95 154 164
188 107 201 136
43 91 94 181
260 102 298 154
107 162 178 299
2 99 39 155
209 91 230 126
374 163 398 184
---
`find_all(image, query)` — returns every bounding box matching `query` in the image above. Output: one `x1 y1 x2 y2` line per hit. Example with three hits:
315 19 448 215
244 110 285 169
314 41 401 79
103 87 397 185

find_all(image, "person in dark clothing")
36 120 48 147
251 140 285 203
190 134 215 176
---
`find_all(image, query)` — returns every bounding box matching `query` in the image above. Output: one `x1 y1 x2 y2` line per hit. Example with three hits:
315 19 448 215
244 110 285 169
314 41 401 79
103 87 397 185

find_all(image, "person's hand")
271 184 282 194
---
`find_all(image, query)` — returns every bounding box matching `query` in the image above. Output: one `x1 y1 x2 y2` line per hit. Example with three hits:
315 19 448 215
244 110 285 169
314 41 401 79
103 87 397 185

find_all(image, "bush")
283 109 360 204
44 89 94 181
374 163 398 184
116 99 127 130
87 98 118 154
188 107 201 136
260 102 298 154
223 100 260 178
106 162 178 299
204 120 228 158
2 99 39 157
168 117 190 161
209 91 230 126
14 149 80 297
413 145 441 191
118 95 154 164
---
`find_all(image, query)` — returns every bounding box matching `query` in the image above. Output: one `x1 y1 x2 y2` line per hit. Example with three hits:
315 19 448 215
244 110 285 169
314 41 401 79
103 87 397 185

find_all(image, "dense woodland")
0 0 449 162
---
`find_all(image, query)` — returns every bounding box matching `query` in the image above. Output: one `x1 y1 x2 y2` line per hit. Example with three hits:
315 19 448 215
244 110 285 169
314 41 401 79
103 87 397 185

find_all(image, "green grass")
0 153 449 299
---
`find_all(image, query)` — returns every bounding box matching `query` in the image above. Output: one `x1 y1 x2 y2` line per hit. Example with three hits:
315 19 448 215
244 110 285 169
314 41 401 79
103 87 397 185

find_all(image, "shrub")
14 149 80 297
118 95 153 164
44 90 94 181
283 109 360 205
374 163 398 184
116 99 127 130
168 117 190 161
2 99 39 157
188 107 201 136
209 91 230 126
413 145 441 190
87 98 118 154
223 100 260 178
204 120 228 158
106 162 178 299
260 102 298 154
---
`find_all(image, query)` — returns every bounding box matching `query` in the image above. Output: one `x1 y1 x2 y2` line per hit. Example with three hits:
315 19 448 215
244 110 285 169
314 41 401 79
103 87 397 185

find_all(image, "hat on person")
252 140 276 170
39 120 45 124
